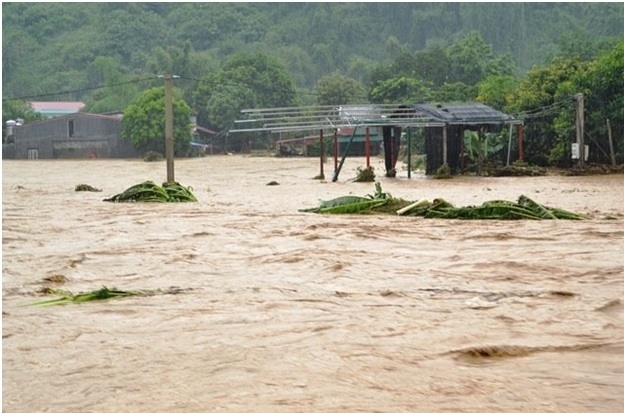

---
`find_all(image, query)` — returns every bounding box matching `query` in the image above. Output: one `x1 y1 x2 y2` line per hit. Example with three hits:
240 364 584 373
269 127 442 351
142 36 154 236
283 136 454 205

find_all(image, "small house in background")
274 105 383 157
7 112 138 159
335 126 382 156
29 101 86 118
191 125 220 154
336 105 382 156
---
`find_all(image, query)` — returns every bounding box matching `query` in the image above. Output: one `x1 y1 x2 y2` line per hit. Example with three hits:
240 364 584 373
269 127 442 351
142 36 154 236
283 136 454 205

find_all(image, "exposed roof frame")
229 103 521 134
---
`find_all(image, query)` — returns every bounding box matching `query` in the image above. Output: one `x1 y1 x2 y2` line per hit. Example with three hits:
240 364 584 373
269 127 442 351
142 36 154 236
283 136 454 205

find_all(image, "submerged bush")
144 151 164 162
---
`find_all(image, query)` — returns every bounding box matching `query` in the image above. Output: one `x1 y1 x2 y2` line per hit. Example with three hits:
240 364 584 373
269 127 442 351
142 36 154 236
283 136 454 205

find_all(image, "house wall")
12 114 138 159
2 143 16 159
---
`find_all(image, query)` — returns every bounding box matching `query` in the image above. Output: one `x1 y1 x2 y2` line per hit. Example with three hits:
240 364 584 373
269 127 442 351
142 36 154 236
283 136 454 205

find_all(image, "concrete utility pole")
160 74 179 183
576 93 585 167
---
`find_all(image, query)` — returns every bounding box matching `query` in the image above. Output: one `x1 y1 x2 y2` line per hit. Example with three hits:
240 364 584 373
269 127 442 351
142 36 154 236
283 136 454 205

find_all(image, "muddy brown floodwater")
2 156 624 413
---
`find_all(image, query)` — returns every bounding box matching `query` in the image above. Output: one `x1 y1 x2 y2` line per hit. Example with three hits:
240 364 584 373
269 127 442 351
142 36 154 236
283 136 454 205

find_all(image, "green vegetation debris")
29 286 192 307
103 181 197 202
75 184 102 192
143 151 164 162
300 182 392 214
355 166 375 182
30 286 143 306
433 163 451 179
300 183 586 220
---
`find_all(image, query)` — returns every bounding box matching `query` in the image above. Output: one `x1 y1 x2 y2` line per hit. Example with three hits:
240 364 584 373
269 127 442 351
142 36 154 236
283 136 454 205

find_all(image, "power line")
512 97 575 120
4 77 158 102
5 73 577 122
178 75 319 96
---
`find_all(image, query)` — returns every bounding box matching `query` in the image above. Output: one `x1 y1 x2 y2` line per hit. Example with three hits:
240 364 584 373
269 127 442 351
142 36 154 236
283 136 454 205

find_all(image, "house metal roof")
229 103 521 134
410 103 520 125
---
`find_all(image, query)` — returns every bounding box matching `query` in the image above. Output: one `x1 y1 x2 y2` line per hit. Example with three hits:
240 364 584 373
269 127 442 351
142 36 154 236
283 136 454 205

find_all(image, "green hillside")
3 3 623 99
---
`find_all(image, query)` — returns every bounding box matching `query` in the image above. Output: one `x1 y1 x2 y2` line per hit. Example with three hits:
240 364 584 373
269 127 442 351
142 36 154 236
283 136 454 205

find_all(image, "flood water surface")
3 156 624 412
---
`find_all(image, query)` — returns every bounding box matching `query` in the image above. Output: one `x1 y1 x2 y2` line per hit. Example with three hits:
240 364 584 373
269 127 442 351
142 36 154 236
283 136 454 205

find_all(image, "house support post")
407 127 412 179
518 124 524 162
365 126 370 168
442 125 448 166
319 129 324 179
333 129 338 171
506 124 514 166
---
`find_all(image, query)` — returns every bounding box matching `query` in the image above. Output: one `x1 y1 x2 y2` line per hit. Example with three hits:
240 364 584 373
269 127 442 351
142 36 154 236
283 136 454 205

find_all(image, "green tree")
507 57 588 166
477 75 520 110
575 40 624 161
194 52 297 130
205 83 257 131
446 31 495 85
223 53 298 108
433 82 478 103
315 73 367 106
121 87 192 156
84 56 139 113
412 45 452 86
369 76 433 104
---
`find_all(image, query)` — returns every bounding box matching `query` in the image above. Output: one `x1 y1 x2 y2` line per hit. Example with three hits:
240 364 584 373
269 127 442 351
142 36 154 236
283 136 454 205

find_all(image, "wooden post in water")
607 119 616 166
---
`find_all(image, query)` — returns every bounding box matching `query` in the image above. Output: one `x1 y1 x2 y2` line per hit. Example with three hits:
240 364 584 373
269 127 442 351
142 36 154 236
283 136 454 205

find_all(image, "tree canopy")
122 87 192 156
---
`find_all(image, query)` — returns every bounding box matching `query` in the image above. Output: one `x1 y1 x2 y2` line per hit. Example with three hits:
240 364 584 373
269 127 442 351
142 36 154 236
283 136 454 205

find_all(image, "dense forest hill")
3 2 624 100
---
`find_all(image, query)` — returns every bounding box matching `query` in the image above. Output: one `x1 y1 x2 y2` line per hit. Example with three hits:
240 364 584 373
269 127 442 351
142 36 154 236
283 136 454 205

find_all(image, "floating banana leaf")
317 198 389 214
517 195 557 219
545 207 586 220
300 196 389 214
163 182 197 202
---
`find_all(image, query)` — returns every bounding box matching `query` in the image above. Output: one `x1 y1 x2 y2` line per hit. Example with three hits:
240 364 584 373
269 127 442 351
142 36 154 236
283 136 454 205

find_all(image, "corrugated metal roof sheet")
412 103 518 124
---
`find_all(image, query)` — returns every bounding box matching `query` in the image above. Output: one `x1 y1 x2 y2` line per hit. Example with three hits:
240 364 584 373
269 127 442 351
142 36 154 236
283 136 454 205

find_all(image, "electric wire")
5 73 576 124
3 77 159 102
